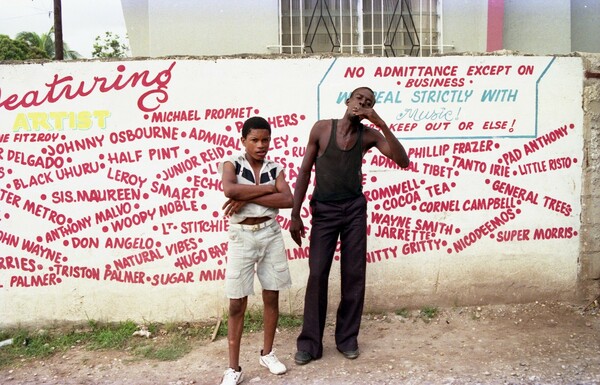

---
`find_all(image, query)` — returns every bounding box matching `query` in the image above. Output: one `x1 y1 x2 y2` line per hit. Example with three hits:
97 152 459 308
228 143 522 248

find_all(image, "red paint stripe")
487 0 504 51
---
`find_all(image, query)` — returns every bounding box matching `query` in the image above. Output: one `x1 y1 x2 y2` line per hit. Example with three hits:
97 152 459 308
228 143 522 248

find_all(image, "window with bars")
278 0 440 57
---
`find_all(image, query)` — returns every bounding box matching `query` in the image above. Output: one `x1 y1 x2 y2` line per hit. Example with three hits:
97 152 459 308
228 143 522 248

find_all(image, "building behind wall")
120 0 599 58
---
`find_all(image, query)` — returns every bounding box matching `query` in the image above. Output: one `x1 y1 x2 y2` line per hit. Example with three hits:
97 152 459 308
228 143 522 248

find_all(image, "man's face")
347 88 375 121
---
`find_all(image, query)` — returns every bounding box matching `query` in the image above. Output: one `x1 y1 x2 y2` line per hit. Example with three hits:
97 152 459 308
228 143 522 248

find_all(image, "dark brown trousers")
296 194 367 358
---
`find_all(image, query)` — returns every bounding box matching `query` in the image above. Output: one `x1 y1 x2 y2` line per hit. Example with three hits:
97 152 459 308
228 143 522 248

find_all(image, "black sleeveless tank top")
313 119 363 202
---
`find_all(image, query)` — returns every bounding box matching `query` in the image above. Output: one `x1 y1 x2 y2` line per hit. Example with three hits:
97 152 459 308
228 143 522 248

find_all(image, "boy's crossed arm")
221 161 293 217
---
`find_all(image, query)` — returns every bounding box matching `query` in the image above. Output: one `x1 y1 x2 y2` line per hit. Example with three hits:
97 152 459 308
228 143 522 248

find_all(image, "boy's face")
241 128 271 162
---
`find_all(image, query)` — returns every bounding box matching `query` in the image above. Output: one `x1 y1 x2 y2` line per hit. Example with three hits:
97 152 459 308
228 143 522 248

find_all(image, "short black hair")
242 116 271 138
350 86 376 104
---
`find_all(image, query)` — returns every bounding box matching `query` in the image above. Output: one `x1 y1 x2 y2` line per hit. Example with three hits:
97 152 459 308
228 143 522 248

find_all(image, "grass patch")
87 320 137 349
216 308 303 338
0 319 211 369
0 311 303 369
131 335 192 361
395 308 411 318
278 313 303 329
0 325 88 362
419 306 439 322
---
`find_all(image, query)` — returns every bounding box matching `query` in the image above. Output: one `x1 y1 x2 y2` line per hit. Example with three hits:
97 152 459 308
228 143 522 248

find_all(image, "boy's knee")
229 298 246 317
262 290 279 307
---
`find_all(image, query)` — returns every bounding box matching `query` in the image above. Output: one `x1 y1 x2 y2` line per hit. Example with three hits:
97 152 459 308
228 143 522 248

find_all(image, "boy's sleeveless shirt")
313 119 363 202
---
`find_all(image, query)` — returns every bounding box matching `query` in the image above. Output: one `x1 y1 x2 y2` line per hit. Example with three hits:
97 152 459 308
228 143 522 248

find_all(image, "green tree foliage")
15 27 81 60
0 34 49 60
92 32 129 58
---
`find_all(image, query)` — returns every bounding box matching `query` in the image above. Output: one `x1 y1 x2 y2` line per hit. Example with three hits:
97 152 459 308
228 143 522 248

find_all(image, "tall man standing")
290 87 410 365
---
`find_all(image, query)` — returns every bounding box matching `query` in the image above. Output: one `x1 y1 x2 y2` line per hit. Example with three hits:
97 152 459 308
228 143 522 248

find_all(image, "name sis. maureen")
0 61 176 113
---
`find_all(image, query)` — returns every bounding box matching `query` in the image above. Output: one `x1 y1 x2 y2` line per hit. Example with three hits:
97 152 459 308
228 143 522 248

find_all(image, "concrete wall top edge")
2 51 599 66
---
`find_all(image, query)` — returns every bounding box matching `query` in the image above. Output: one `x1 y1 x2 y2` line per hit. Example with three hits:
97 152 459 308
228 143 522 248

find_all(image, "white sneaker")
259 350 287 375
220 367 243 385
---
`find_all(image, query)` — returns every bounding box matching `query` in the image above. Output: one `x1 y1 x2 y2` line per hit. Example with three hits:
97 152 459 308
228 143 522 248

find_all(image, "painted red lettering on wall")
367 247 398 263
180 219 227 234
452 209 517 253
188 128 241 150
45 135 104 156
150 271 194 286
0 62 176 114
165 238 199 256
111 249 164 270
158 200 199 217
191 176 223 192
0 256 36 272
10 273 59 287
103 269 146 284
160 156 201 180
198 268 225 281
108 126 179 143
109 209 156 232
151 109 201 122
204 106 253 120
20 238 64 262
53 264 101 280
151 181 202 199
45 217 92 242
5 150 63 169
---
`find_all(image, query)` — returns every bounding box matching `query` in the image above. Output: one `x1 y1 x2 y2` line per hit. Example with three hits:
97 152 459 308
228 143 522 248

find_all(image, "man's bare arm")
358 107 410 168
289 121 322 246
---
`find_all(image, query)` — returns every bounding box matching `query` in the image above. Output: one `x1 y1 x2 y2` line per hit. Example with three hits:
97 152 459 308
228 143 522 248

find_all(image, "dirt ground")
1 300 599 385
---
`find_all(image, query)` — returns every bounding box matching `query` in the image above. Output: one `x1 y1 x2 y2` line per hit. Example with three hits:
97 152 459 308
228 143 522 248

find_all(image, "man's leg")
335 195 367 353
297 200 341 359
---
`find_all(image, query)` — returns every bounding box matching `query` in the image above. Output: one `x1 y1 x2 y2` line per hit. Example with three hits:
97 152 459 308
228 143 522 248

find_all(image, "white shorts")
225 218 292 299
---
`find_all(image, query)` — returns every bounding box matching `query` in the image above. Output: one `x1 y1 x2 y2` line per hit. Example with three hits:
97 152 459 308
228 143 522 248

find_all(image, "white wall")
441 0 488 53
504 0 571 54
122 0 280 57
571 0 600 53
121 0 150 57
0 55 585 325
